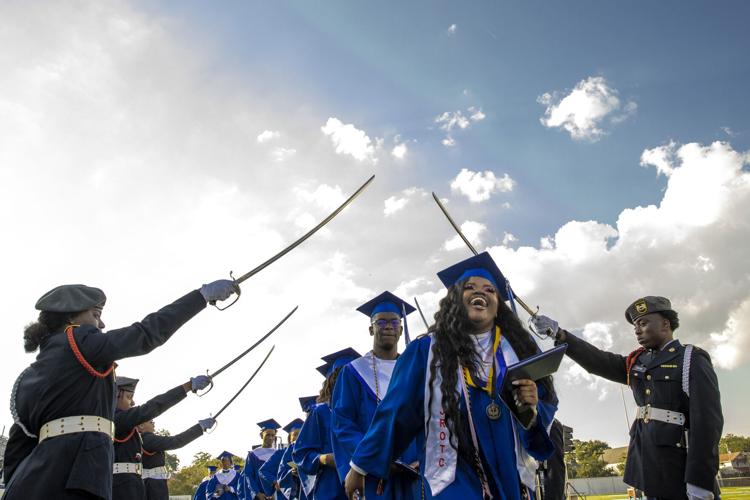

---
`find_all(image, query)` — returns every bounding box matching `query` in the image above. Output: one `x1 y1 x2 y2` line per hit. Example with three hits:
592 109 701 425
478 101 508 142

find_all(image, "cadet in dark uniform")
532 296 723 500
112 376 214 500
139 417 213 500
2 280 238 499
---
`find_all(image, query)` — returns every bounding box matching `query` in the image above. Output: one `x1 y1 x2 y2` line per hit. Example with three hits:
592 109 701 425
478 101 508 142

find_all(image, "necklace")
371 352 381 402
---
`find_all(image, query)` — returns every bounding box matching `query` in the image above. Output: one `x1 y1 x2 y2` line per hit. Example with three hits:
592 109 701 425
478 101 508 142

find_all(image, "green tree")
720 434 750 453
566 439 616 478
169 451 245 496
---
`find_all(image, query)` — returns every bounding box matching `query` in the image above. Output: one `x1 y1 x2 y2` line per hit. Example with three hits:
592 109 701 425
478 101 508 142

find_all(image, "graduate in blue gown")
274 418 305 500
243 419 281 500
344 253 559 500
331 292 422 499
294 350 359 500
288 396 320 500
194 465 217 500
206 452 241 499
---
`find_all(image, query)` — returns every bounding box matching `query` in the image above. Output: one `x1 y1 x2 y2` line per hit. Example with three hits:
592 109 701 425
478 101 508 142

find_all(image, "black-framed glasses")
372 319 401 329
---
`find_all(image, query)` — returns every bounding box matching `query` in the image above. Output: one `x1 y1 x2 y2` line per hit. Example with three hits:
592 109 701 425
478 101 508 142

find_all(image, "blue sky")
1 0 749 465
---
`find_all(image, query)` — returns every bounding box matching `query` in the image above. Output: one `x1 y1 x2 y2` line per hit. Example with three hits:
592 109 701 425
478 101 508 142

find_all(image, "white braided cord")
682 344 693 397
10 366 38 438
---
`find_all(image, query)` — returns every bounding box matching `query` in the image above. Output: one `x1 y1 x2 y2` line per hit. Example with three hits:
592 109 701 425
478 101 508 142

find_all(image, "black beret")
35 284 106 313
625 296 674 324
116 376 139 391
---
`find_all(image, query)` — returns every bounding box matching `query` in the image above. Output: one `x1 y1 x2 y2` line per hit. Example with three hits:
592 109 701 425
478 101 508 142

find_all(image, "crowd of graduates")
2 249 724 500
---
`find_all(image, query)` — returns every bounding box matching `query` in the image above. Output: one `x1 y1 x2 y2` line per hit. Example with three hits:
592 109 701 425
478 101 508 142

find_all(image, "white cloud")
391 142 408 160
294 183 346 211
450 168 515 203
257 130 280 143
444 220 486 250
383 187 423 216
321 117 377 163
538 76 636 141
502 232 517 247
435 107 486 146
447 24 457 35
442 136 456 147
271 146 296 162
468 106 486 122
486 141 750 373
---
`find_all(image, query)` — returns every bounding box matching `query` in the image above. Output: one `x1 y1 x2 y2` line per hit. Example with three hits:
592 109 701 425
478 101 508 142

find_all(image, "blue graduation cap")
299 395 318 413
257 419 281 432
356 291 416 318
233 464 242 471
316 347 360 377
217 451 235 462
207 465 218 472
283 418 305 433
436 251 510 301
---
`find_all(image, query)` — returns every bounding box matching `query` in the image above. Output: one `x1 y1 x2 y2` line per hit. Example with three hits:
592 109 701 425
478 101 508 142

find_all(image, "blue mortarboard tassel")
506 281 518 314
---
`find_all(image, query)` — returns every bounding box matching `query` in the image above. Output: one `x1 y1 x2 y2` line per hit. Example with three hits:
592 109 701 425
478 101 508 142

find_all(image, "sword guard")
211 271 242 311
196 371 215 397
205 414 218 434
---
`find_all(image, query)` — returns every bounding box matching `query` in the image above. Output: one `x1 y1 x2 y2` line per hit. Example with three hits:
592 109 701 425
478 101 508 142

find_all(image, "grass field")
585 487 750 500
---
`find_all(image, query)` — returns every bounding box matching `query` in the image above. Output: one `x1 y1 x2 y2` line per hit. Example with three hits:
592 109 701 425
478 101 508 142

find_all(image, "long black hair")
23 311 77 352
426 278 556 459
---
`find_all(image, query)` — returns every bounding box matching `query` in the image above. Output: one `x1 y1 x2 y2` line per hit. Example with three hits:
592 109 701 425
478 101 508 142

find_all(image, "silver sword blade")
214 345 275 419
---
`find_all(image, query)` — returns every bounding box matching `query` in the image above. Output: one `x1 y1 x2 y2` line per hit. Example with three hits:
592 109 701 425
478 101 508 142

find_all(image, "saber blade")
431 191 537 317
413 297 430 330
213 345 275 419
235 175 375 284
209 305 298 378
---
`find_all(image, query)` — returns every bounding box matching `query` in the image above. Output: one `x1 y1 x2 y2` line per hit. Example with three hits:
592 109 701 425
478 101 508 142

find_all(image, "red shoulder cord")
65 325 115 378
142 448 156 456
114 427 137 444
625 347 646 385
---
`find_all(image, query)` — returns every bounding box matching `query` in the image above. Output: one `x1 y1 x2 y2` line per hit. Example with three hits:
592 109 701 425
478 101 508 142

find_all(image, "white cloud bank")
257 130 280 143
488 141 750 370
538 76 637 141
321 117 377 163
435 106 486 147
450 168 515 203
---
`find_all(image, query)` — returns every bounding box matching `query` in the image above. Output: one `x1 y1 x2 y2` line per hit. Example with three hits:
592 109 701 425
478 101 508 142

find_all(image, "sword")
212 175 376 310
431 192 538 318
197 306 298 396
413 297 430 330
213 345 275 419
401 303 411 345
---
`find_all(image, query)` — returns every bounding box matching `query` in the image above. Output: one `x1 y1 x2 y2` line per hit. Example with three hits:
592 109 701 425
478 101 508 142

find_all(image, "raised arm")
141 424 204 453
114 384 188 434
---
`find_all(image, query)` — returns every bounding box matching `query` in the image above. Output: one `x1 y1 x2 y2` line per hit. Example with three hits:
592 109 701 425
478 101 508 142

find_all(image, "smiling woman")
344 252 558 500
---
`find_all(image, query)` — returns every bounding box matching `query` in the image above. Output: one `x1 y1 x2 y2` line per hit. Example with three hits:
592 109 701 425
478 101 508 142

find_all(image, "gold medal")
486 402 501 420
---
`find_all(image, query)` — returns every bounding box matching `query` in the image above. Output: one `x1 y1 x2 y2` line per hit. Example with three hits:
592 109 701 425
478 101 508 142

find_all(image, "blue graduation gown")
259 448 288 500
331 354 421 499
206 469 240 499
293 402 347 500
194 478 210 500
349 335 558 499
278 446 302 499
243 447 277 499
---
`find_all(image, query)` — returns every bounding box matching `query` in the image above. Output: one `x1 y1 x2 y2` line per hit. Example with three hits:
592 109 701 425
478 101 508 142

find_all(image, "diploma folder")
501 344 567 390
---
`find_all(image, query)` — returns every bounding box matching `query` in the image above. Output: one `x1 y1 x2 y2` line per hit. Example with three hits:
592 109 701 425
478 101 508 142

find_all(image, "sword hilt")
195 370 215 397
210 271 242 311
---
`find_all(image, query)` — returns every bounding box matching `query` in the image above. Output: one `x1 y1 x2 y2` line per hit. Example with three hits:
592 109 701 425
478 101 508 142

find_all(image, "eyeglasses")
372 319 401 329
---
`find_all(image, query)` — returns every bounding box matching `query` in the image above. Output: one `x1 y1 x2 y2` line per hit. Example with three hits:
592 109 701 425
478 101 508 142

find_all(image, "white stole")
252 447 276 462
349 351 396 400
215 468 236 485
424 335 539 495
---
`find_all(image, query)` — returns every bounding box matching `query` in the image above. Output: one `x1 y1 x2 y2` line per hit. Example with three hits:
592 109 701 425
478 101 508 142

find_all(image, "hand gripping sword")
212 175 376 310
196 306 298 396
212 345 276 421
431 192 541 322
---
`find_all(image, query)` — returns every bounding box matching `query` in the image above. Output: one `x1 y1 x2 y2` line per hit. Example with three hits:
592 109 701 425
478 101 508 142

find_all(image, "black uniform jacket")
113 385 191 500
141 424 204 500
562 333 723 499
2 290 206 500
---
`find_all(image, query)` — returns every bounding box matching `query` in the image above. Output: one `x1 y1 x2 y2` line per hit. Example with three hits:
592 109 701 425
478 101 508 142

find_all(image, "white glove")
687 483 714 500
200 279 240 303
530 315 559 338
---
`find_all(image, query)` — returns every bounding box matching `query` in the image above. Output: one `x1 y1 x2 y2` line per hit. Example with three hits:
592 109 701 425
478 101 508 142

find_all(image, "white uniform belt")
636 405 686 425
38 415 115 443
142 466 170 480
113 462 143 475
